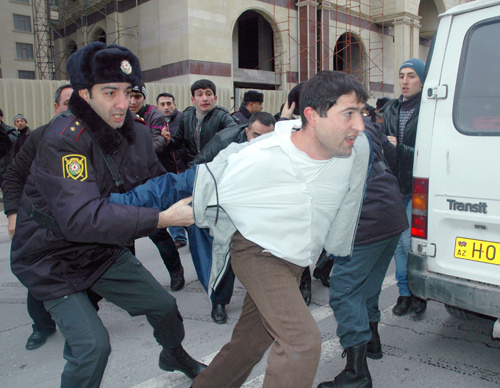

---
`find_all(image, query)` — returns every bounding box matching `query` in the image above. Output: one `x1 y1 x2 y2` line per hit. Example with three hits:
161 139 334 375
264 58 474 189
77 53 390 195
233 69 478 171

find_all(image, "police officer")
10 42 205 387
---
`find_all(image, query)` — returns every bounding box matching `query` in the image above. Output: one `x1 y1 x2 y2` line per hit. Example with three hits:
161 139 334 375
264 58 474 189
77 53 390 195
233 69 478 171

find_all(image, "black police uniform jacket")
167 105 236 166
10 93 164 301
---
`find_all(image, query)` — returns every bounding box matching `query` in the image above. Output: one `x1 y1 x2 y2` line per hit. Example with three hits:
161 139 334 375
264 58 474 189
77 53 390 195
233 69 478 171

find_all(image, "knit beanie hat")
400 58 425 83
14 113 27 124
132 81 147 99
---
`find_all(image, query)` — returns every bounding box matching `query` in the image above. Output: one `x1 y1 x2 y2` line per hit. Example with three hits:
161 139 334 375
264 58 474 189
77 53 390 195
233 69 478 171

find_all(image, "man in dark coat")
164 79 237 166
3 84 73 351
0 109 19 186
232 90 264 125
318 116 408 388
13 113 31 156
155 92 187 174
129 83 186 291
10 42 205 387
155 92 189 249
383 58 427 318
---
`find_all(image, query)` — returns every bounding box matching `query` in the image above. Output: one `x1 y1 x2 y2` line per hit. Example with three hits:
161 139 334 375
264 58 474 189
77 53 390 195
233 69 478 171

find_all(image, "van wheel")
445 304 474 320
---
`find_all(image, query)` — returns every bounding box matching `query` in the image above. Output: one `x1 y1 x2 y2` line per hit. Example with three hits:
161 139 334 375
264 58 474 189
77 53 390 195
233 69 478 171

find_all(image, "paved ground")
1 202 499 387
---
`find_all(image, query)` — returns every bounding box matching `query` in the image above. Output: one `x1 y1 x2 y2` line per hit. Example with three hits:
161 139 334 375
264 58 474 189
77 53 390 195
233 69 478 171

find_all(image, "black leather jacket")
193 124 246 164
382 93 421 197
168 105 236 166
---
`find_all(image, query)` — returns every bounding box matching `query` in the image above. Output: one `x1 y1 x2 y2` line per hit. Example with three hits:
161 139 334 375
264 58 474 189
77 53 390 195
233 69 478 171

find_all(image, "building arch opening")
233 10 278 91
93 28 106 44
333 33 363 82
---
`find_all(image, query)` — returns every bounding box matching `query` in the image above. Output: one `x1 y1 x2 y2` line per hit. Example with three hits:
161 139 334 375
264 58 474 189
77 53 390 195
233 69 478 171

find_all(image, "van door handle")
427 85 448 99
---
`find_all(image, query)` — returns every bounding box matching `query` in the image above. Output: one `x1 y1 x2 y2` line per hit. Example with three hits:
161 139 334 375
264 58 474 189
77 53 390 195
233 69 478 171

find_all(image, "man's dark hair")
248 112 276 128
156 92 175 104
299 71 368 126
191 79 216 96
0 108 3 118
54 84 72 105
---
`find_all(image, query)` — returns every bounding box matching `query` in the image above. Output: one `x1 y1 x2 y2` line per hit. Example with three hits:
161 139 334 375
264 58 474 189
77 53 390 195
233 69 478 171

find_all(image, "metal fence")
0 79 291 129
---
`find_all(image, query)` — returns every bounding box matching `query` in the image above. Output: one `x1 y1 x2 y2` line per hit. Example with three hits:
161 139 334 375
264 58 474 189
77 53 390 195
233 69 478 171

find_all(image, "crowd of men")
1 40 426 388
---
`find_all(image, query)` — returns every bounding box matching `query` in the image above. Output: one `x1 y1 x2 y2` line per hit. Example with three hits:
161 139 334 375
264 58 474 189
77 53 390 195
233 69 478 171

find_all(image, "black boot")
317 344 372 388
159 345 207 379
312 259 333 288
408 295 427 317
367 322 382 360
392 295 411 316
170 266 185 292
299 268 312 305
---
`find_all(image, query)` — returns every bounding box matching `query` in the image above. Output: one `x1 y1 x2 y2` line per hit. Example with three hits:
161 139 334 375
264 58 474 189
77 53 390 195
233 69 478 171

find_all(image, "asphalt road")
1 208 499 388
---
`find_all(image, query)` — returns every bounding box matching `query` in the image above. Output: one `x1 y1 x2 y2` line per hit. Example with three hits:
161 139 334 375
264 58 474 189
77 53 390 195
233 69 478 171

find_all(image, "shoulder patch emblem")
62 154 88 181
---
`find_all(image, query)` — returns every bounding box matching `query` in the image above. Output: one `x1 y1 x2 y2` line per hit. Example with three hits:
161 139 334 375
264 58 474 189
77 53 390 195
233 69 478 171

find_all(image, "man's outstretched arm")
109 167 196 211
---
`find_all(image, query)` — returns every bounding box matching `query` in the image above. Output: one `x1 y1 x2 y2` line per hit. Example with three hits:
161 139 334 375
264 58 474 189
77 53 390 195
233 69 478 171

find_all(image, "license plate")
455 237 500 265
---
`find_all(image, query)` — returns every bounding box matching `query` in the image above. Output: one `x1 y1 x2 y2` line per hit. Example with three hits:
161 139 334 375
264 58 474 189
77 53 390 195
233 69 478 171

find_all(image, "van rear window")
454 18 500 135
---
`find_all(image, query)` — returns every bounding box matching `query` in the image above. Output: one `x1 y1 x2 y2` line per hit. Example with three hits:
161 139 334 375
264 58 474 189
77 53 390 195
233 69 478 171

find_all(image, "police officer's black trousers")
27 291 56 333
44 248 185 388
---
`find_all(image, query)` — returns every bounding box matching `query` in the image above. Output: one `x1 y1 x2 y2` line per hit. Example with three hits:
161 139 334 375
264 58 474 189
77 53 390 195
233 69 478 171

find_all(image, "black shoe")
392 296 411 316
312 267 331 288
159 345 207 379
174 240 187 249
25 328 56 350
211 303 228 324
408 295 427 317
299 278 312 305
317 344 372 388
367 322 382 360
170 266 185 292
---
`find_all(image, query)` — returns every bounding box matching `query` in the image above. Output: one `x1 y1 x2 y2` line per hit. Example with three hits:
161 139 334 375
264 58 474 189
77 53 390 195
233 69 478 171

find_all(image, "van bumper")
408 252 500 318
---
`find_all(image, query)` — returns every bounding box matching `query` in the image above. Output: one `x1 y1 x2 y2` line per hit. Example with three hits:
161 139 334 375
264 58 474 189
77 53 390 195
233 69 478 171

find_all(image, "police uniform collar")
68 91 137 154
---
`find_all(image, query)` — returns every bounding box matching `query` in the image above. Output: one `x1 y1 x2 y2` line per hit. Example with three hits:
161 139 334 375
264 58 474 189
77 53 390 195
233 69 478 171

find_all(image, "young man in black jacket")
383 58 427 318
163 79 237 166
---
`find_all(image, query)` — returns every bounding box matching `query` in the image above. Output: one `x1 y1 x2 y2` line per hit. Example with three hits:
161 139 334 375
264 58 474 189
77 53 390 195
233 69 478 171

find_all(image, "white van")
408 0 500 338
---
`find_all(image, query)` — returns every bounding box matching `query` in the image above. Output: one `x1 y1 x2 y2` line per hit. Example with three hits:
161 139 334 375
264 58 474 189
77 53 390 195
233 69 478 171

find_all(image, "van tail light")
411 178 429 239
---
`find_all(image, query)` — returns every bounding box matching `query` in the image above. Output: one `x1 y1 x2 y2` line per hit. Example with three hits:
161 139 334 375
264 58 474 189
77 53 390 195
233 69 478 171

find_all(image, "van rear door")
414 8 500 289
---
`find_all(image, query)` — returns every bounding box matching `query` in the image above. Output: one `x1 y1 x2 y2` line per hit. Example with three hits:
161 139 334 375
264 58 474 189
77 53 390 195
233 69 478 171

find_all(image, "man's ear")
79 89 90 103
303 106 317 126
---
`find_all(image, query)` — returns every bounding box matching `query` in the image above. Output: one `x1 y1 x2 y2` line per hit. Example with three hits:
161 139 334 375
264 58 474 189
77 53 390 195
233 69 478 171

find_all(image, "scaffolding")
33 0 385 97
32 0 56 80
32 0 138 80
271 0 386 98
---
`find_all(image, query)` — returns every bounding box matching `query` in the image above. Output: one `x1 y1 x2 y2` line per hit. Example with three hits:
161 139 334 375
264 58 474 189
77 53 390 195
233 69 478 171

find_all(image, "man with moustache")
9 42 205 387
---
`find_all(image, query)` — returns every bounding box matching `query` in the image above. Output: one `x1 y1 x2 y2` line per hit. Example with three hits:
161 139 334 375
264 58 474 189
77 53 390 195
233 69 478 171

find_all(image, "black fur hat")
66 42 142 91
243 90 264 103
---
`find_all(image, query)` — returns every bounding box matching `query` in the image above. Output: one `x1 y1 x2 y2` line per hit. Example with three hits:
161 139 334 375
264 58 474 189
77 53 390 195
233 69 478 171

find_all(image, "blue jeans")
329 236 400 349
169 226 187 243
394 198 412 296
